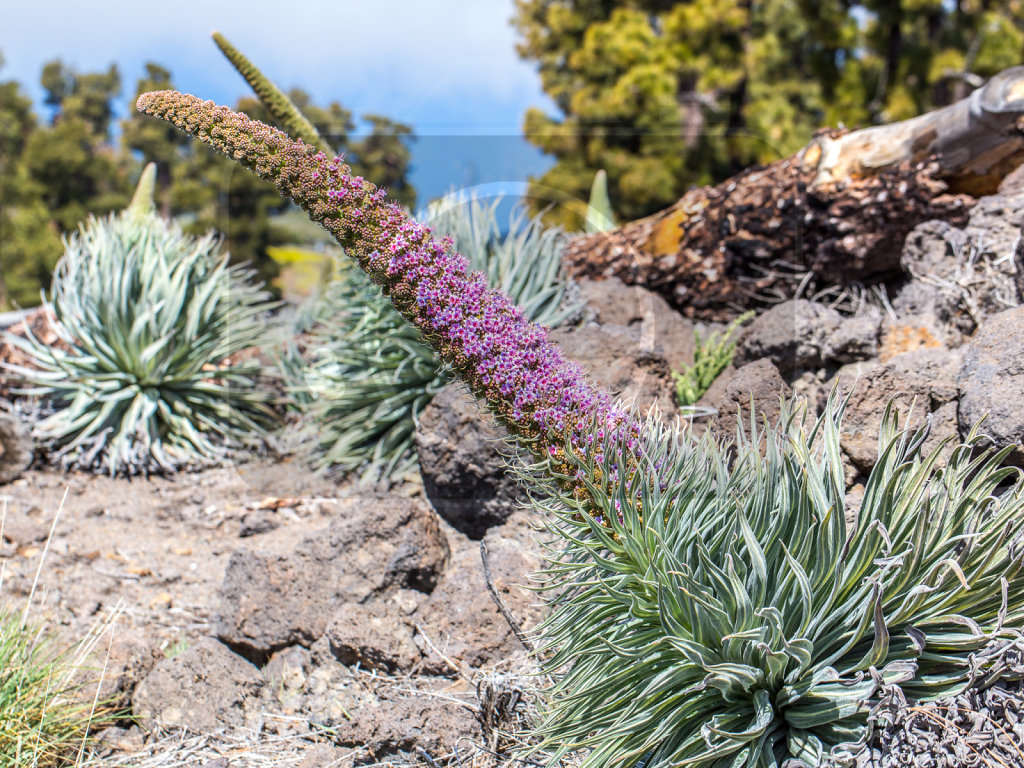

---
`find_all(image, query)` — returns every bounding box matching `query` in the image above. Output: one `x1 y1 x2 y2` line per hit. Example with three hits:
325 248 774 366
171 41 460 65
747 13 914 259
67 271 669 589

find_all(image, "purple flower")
136 91 646 503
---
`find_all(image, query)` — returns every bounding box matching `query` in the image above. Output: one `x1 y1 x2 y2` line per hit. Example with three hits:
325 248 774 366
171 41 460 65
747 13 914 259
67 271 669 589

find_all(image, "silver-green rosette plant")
524 399 1024 767
291 194 579 482
4 164 277 475
283 259 443 481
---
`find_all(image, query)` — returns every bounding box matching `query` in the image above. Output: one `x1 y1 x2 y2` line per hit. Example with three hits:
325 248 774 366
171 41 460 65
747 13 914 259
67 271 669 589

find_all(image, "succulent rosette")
525 401 1024 767
4 163 275 475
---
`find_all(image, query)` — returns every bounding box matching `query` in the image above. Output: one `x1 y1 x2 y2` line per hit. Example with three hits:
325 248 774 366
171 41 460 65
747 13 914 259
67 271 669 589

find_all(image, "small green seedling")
672 310 754 406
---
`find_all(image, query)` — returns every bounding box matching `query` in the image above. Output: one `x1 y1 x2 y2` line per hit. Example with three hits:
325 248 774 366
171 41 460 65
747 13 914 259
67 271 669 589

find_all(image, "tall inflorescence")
211 31 331 155
136 91 644 504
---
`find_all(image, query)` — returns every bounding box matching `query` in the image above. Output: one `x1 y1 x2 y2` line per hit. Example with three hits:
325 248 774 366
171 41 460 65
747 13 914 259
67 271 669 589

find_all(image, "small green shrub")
284 260 444 481
162 638 189 659
289 194 580 482
525 399 1024 768
673 311 754 406
5 165 276 475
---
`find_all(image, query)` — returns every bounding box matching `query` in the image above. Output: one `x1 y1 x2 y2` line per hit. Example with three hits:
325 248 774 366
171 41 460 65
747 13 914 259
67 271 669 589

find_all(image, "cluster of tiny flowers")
136 91 645 505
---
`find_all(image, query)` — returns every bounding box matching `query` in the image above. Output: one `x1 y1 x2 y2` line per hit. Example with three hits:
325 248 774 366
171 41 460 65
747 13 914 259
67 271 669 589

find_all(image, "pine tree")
24 59 130 233
0 56 56 309
121 63 191 217
41 61 121 139
513 0 1024 229
3 46 421 307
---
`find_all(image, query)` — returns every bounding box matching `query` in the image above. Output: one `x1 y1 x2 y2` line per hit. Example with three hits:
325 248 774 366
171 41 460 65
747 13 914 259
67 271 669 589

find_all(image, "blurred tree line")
514 0 1024 228
0 55 415 310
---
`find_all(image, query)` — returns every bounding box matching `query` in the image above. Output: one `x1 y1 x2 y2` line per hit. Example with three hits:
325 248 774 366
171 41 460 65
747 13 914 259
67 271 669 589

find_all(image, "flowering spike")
136 90 644 490
127 162 157 219
211 31 332 156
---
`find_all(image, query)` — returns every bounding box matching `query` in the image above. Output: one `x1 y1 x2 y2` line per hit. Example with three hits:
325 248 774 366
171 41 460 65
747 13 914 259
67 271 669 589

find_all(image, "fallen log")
564 66 1024 322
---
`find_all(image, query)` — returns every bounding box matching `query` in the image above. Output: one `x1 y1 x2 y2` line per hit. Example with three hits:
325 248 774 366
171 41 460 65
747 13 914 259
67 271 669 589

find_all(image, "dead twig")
414 622 470 681
479 541 534 654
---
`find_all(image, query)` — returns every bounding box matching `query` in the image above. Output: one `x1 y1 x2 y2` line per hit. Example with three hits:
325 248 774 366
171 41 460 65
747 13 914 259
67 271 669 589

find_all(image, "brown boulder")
958 305 1024 463
416 384 525 539
550 323 679 419
576 276 698 370
412 511 544 672
132 637 264 733
324 602 422 674
697 359 792 442
215 494 449 661
831 347 962 472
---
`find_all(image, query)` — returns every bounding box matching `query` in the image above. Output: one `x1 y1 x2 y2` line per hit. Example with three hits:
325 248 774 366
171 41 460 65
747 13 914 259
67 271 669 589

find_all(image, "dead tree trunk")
564 66 1024 322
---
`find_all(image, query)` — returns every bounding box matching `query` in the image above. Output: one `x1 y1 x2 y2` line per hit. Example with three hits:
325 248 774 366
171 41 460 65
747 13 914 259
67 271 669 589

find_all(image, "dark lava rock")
576 276 698 369
88 632 160 712
831 347 962 472
550 323 679 418
958 305 1024 463
697 359 792 442
899 219 970 279
215 494 449 661
412 511 545 672
962 191 1024 268
345 692 482 761
238 509 279 538
324 601 422 673
824 310 882 364
132 637 264 733
415 384 524 540
734 299 842 373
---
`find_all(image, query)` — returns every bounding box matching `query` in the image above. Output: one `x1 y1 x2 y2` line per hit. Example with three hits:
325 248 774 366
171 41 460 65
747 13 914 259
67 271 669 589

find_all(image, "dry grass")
1 493 123 767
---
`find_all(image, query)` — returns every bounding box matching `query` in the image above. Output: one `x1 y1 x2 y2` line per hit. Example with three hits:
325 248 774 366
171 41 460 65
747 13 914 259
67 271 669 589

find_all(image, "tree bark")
564 66 1024 321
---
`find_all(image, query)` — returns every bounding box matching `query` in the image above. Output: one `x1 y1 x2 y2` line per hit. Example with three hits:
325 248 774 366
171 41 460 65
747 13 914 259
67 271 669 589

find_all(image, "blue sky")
0 0 557 204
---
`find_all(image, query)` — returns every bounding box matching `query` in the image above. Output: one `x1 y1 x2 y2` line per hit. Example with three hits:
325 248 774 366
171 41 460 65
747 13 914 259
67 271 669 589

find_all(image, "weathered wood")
809 66 1024 194
564 67 1024 322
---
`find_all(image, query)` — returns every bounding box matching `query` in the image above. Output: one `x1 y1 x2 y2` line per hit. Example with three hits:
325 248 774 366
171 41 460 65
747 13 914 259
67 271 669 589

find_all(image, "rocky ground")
0 451 555 767
3 190 1024 766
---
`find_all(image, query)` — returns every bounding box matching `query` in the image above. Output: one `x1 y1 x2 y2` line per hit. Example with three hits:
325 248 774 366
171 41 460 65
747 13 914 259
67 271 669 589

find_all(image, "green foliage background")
0 52 415 310
5 5 1024 303
513 0 1024 228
